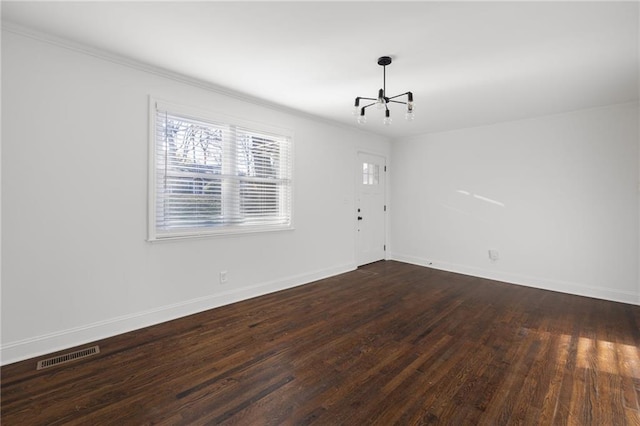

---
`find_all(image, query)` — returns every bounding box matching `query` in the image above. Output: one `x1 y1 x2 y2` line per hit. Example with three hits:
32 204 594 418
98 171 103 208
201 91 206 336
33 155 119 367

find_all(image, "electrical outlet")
219 271 228 284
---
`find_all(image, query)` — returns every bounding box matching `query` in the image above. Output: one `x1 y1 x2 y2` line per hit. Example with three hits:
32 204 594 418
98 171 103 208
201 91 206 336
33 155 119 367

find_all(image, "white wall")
390 103 639 305
3 26 638 367
0 30 390 364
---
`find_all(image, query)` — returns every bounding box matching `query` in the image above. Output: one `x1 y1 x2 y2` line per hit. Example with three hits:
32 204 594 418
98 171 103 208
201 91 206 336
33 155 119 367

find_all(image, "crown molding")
1 20 386 140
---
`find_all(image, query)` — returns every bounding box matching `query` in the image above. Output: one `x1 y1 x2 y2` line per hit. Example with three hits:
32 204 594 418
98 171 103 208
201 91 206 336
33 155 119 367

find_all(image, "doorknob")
357 216 363 220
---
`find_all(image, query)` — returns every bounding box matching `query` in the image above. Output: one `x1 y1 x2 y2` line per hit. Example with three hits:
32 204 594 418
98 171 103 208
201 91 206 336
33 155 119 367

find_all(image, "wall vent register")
36 345 100 370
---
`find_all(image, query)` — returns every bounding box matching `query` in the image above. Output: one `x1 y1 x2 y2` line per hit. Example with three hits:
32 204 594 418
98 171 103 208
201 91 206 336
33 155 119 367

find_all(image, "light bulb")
405 101 415 121
383 110 391 126
376 89 384 109
357 106 366 124
353 106 359 116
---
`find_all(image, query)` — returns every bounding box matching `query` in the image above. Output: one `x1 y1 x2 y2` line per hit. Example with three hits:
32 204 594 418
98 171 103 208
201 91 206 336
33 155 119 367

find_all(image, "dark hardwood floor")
2 260 640 425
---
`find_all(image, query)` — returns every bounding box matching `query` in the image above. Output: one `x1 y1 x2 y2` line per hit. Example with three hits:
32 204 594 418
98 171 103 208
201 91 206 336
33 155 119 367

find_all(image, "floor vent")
36 345 100 370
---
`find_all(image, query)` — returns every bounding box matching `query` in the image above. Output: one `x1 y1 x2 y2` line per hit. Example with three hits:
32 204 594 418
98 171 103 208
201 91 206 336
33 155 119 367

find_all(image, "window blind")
150 102 293 240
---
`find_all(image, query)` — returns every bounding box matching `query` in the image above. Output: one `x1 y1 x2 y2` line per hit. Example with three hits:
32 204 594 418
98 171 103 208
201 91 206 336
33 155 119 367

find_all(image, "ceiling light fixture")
353 56 414 126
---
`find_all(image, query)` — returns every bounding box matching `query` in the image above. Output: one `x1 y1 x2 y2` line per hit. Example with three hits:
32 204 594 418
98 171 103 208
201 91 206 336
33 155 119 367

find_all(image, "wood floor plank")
2 260 639 425
537 332 572 425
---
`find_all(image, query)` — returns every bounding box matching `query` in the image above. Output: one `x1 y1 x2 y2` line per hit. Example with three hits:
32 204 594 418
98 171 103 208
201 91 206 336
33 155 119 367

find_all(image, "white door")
356 152 386 266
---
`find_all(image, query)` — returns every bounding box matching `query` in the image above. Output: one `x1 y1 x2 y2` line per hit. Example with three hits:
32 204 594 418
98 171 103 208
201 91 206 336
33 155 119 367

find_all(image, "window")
362 162 380 185
149 99 293 240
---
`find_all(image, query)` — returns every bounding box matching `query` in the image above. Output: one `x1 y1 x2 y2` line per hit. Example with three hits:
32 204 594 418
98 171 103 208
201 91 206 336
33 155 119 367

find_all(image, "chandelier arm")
361 101 378 110
388 100 408 105
387 92 413 101
358 97 378 101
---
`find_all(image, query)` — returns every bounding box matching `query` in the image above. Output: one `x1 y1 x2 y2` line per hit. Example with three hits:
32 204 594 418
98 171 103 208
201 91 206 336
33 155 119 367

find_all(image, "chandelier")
353 56 414 125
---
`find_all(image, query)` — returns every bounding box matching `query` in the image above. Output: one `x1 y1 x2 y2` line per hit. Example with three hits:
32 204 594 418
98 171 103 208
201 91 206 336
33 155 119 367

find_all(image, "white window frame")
148 97 294 241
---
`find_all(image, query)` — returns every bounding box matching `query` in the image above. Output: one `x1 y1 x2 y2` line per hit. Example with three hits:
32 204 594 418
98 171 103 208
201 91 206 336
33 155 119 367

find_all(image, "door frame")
355 150 388 266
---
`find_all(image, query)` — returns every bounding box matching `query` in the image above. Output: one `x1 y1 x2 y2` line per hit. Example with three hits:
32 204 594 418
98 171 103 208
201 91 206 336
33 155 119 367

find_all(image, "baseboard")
389 252 639 306
1 262 356 366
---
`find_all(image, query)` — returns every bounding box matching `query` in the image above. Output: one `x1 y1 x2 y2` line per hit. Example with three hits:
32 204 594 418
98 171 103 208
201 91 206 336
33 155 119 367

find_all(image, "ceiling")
2 1 638 139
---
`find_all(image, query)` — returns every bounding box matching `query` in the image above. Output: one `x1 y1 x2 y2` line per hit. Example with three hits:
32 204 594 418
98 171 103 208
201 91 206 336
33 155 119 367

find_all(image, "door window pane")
362 162 379 185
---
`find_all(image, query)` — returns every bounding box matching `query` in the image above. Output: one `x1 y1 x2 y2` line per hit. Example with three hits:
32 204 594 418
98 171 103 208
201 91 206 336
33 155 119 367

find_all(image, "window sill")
147 224 295 242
